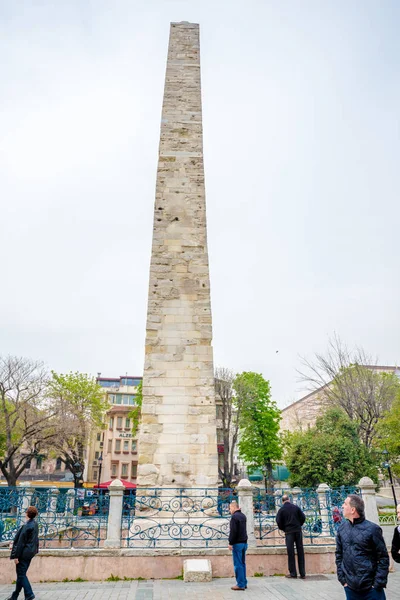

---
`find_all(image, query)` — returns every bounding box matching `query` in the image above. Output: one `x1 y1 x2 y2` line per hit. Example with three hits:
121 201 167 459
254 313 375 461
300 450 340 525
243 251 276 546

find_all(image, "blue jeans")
232 543 247 589
344 586 386 600
13 558 33 599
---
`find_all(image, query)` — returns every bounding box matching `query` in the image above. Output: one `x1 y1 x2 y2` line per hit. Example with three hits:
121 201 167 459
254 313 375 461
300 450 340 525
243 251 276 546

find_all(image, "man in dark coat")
228 500 248 591
336 494 389 600
6 506 39 600
391 503 400 564
276 494 306 578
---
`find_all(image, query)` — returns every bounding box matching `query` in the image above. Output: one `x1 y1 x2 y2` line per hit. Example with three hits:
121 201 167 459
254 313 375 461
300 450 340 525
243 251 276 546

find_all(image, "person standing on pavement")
276 494 306 579
336 494 389 600
228 500 248 591
390 503 400 564
6 506 39 600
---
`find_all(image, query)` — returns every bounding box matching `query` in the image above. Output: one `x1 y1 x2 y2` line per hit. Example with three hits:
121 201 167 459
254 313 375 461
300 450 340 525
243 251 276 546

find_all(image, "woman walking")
391 503 400 564
6 506 39 600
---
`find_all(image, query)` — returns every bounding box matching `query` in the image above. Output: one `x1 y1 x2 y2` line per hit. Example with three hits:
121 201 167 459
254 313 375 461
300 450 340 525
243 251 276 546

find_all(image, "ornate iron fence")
0 488 24 544
121 488 236 548
0 487 109 548
326 486 360 536
379 513 397 525
253 485 359 546
1 483 362 549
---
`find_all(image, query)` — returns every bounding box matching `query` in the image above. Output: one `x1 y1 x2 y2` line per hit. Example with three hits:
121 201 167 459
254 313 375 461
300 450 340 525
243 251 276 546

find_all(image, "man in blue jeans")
336 495 389 600
228 500 248 591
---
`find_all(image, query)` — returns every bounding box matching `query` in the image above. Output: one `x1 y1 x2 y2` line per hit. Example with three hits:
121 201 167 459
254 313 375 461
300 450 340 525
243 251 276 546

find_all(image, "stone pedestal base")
184 559 212 582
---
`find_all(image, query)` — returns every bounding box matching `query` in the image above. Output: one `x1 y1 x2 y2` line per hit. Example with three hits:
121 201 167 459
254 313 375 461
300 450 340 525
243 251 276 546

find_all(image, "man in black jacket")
6 506 39 600
391 503 400 564
228 501 248 591
276 494 306 578
336 494 389 600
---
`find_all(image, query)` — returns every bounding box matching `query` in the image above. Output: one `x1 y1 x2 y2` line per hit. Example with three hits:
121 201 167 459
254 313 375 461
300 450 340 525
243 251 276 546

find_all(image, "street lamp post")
97 454 103 487
382 449 398 507
73 461 83 489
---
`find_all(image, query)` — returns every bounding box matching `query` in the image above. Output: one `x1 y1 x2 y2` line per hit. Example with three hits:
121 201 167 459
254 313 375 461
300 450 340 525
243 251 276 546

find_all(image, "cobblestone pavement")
1 572 400 600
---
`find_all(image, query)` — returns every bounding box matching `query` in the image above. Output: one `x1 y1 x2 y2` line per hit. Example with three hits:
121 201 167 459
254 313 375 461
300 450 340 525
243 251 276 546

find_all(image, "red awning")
94 479 136 489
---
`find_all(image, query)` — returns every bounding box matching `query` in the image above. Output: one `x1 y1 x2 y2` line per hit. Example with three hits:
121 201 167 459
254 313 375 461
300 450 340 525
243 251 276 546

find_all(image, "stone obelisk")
137 22 218 488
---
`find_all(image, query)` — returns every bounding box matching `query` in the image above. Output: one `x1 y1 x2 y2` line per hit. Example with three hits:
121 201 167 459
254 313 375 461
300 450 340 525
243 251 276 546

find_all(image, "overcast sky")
1 0 399 407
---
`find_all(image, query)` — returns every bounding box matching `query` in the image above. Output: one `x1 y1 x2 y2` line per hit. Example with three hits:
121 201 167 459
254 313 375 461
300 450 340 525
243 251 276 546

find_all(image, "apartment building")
86 375 142 484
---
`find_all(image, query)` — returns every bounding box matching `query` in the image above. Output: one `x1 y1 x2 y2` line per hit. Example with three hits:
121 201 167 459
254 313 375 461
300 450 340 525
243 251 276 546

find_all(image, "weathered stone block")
183 559 212 583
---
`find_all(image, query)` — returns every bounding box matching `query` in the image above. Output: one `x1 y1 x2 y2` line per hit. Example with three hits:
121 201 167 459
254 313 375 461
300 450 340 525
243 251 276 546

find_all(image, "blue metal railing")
0 484 360 549
0 487 109 548
121 487 236 548
253 485 359 545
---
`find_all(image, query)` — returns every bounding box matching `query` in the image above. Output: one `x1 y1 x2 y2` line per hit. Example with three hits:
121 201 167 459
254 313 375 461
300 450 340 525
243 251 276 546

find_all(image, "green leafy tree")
286 408 378 488
375 387 400 477
234 372 282 492
128 380 143 438
49 371 108 488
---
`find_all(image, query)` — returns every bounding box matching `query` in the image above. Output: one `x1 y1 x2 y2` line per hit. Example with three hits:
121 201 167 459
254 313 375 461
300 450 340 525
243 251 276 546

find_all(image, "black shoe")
300 575 306 579
285 574 297 578
25 595 35 600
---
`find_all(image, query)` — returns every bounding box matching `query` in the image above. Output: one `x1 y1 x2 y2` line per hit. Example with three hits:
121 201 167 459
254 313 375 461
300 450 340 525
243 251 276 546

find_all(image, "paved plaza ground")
1 571 400 600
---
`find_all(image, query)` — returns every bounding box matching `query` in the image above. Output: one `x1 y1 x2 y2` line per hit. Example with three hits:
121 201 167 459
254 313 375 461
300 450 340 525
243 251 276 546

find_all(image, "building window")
36 456 43 469
121 377 141 387
93 470 98 481
107 440 112 453
95 451 99 460
56 457 62 470
109 394 116 404
123 440 129 453
117 417 123 429
98 379 119 388
109 417 114 430
125 395 136 405
111 463 118 477
216 405 223 420
115 440 121 452
96 433 101 441
114 394 136 405
131 463 137 478
131 440 137 453
121 463 128 478
25 458 31 469
125 418 130 429
217 429 224 443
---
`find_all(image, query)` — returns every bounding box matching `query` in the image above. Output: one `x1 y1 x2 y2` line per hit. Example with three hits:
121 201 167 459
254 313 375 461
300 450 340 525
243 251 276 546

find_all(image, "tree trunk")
265 461 274 494
6 472 18 487
6 456 19 487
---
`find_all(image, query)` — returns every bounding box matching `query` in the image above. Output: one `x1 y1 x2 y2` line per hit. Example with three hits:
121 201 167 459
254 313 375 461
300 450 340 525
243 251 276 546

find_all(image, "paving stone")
0 571 400 599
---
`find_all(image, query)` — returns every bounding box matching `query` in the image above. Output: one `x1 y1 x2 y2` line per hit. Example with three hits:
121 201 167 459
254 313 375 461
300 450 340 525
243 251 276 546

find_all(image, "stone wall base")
0 547 336 584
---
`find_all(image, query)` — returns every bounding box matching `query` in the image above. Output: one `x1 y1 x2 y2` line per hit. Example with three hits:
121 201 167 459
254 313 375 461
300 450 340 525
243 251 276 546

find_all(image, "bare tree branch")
215 367 239 487
297 336 399 447
0 355 58 485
